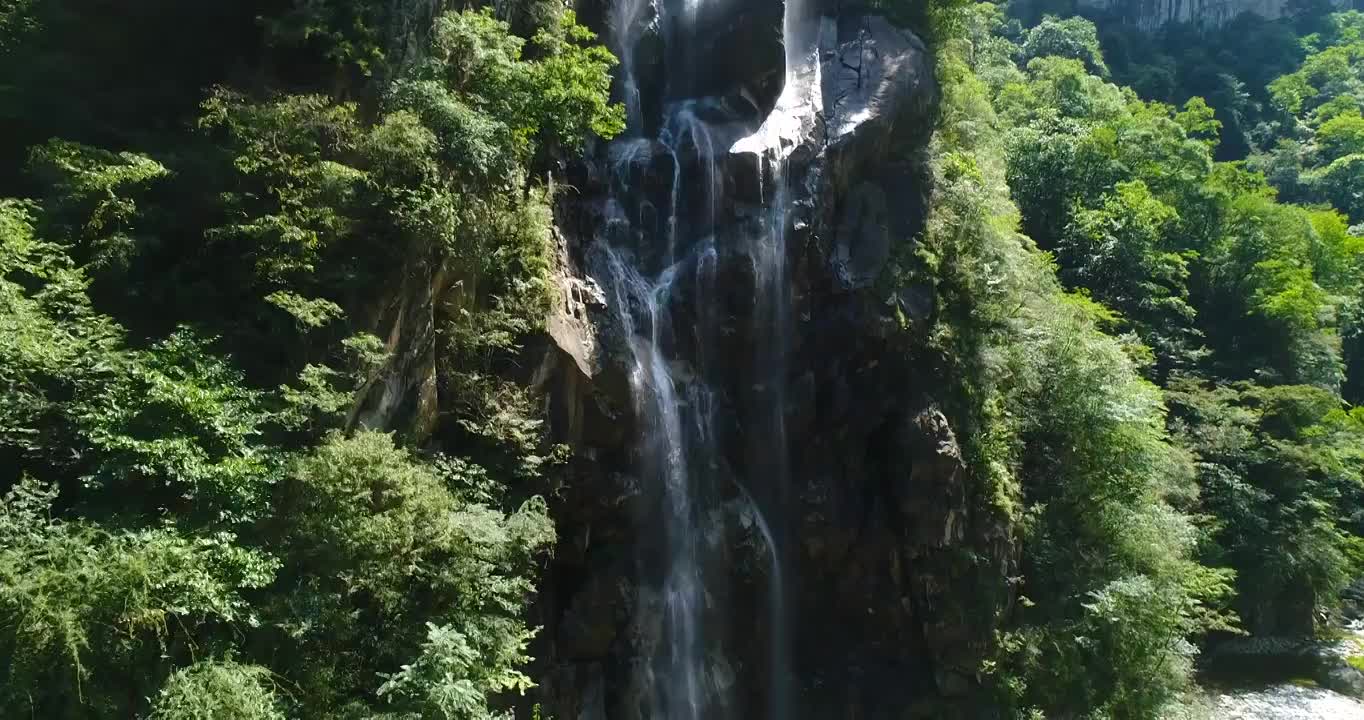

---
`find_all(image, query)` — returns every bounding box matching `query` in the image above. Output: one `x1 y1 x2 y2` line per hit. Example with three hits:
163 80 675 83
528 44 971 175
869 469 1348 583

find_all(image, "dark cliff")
522 2 1013 718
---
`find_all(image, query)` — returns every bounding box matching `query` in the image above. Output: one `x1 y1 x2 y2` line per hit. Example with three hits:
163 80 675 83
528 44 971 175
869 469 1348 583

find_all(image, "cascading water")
599 247 705 718
540 5 956 718
592 0 822 716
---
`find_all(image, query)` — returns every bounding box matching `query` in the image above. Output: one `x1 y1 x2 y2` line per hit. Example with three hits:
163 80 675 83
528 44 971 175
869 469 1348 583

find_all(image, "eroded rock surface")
529 3 1011 719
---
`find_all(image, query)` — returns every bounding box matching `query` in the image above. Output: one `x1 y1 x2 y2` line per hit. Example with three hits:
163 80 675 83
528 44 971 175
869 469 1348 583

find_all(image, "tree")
1021 14 1109 77
1168 380 1364 635
149 661 286 720
1057 180 1196 370
920 14 1237 716
267 432 553 718
0 3 617 716
964 10 1364 708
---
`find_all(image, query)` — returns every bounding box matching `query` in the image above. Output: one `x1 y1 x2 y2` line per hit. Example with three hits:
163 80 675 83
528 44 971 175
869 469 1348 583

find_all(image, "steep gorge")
8 1 1364 718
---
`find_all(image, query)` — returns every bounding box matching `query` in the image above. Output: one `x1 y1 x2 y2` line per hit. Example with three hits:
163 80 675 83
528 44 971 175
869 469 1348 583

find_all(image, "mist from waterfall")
594 0 812 717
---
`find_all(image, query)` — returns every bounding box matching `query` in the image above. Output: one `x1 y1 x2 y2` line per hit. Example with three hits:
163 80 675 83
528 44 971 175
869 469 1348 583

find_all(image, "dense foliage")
4 0 1362 719
915 3 1364 718
0 1 618 717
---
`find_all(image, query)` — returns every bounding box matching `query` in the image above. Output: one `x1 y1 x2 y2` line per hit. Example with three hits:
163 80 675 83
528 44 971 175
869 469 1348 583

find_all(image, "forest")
0 0 1362 718
924 2 1364 716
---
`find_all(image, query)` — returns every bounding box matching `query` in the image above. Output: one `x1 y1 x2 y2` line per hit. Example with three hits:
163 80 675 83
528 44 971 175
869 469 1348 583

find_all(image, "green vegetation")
1260 11 1364 222
3 1 1363 719
915 3 1364 718
0 1 618 717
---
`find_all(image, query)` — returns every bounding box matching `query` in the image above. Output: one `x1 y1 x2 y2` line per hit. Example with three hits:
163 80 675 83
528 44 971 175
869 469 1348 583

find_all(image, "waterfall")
594 0 821 716
600 246 706 719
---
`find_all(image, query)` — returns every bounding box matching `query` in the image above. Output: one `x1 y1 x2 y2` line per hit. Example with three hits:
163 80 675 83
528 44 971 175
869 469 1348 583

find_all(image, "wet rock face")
1070 0 1298 30
532 4 1009 720
661 0 785 117
1204 634 1364 701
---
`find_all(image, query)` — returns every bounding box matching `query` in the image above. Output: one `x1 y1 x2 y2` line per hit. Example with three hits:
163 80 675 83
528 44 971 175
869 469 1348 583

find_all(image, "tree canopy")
0 1 618 717
3 1 1363 719
915 4 1364 717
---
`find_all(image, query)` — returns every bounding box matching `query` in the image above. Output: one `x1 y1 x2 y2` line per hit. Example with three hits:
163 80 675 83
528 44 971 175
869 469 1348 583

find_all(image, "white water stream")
594 0 821 715
1196 685 1364 719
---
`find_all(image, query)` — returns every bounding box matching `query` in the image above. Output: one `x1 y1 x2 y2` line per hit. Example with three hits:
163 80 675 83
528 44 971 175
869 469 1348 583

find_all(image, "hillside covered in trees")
0 1 617 717
928 3 1364 715
0 0 1362 719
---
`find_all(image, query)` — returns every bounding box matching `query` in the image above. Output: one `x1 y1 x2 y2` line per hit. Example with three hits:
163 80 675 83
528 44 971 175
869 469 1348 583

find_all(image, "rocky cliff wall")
528 2 1012 718
1066 0 1350 29
1081 0 1288 27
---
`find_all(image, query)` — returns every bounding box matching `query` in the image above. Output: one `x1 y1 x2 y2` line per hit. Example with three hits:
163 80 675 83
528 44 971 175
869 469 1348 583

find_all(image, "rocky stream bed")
1186 620 1364 719
1201 684 1364 719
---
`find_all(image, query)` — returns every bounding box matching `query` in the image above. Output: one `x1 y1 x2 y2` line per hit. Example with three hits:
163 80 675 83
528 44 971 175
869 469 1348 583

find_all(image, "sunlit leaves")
26 139 169 270
939 10 1364 717
2 203 278 526
149 660 286 720
274 432 552 716
1316 109 1364 159
0 0 33 51
1174 97 1222 146
926 22 1231 718
200 91 367 283
0 3 608 718
1021 14 1109 77
0 478 278 715
265 291 344 330
377 622 536 720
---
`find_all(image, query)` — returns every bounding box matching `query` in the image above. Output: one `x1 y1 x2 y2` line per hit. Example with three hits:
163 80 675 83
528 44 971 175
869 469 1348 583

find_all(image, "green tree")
1317 109 1364 160
1057 180 1196 369
1168 380 1364 634
0 3 617 717
149 661 286 720
1021 14 1109 76
0 478 277 718
920 13 1237 716
266 432 552 718
946 8 1364 715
